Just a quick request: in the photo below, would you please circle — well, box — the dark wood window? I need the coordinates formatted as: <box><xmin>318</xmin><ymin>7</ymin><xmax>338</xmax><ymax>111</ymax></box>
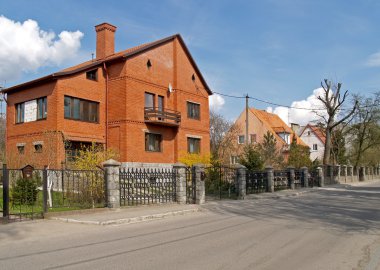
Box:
<box><xmin>145</xmin><ymin>92</ymin><xmax>155</xmax><ymax>108</ymax></box>
<box><xmin>250</xmin><ymin>134</ymin><xmax>257</xmax><ymax>143</ymax></box>
<box><xmin>34</xmin><ymin>144</ymin><xmax>43</xmax><ymax>153</ymax></box>
<box><xmin>37</xmin><ymin>97</ymin><xmax>47</xmax><ymax>120</ymax></box>
<box><xmin>187</xmin><ymin>137</ymin><xmax>200</xmax><ymax>154</ymax></box>
<box><xmin>158</xmin><ymin>95</ymin><xmax>164</xmax><ymax>111</ymax></box>
<box><xmin>15</xmin><ymin>96</ymin><xmax>47</xmax><ymax>123</ymax></box>
<box><xmin>64</xmin><ymin>96</ymin><xmax>99</xmax><ymax>123</ymax></box>
<box><xmin>17</xmin><ymin>145</ymin><xmax>25</xmax><ymax>154</ymax></box>
<box><xmin>145</xmin><ymin>133</ymin><xmax>162</xmax><ymax>152</ymax></box>
<box><xmin>16</xmin><ymin>103</ymin><xmax>24</xmax><ymax>123</ymax></box>
<box><xmin>86</xmin><ymin>70</ymin><xmax>98</xmax><ymax>81</ymax></box>
<box><xmin>187</xmin><ymin>102</ymin><xmax>200</xmax><ymax>120</ymax></box>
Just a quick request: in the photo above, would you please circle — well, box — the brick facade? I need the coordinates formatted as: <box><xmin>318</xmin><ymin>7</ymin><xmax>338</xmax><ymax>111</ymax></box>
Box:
<box><xmin>4</xmin><ymin>23</ymin><xmax>211</xmax><ymax>168</ymax></box>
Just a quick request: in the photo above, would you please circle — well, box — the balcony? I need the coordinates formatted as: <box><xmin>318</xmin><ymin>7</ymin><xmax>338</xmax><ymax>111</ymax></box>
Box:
<box><xmin>144</xmin><ymin>107</ymin><xmax>181</xmax><ymax>127</ymax></box>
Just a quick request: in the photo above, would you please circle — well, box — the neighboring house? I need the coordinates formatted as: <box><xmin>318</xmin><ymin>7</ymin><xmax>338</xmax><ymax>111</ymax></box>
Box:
<box><xmin>230</xmin><ymin>108</ymin><xmax>308</xmax><ymax>163</ymax></box>
<box><xmin>3</xmin><ymin>22</ymin><xmax>211</xmax><ymax>168</ymax></box>
<box><xmin>299</xmin><ymin>124</ymin><xmax>326</xmax><ymax>162</ymax></box>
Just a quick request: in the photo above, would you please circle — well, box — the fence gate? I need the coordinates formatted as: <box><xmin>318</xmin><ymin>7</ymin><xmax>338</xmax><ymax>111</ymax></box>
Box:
<box><xmin>246</xmin><ymin>170</ymin><xmax>268</xmax><ymax>194</ymax></box>
<box><xmin>185</xmin><ymin>167</ymin><xmax>196</xmax><ymax>204</ymax></box>
<box><xmin>273</xmin><ymin>170</ymin><xmax>290</xmax><ymax>191</ymax></box>
<box><xmin>308</xmin><ymin>170</ymin><xmax>319</xmax><ymax>187</ymax></box>
<box><xmin>204</xmin><ymin>165</ymin><xmax>237</xmax><ymax>200</ymax></box>
<box><xmin>119</xmin><ymin>167</ymin><xmax>176</xmax><ymax>206</ymax></box>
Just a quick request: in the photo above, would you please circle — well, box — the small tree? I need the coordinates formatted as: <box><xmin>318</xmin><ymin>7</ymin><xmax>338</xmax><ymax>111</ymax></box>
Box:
<box><xmin>257</xmin><ymin>131</ymin><xmax>284</xmax><ymax>169</ymax></box>
<box><xmin>239</xmin><ymin>144</ymin><xmax>264</xmax><ymax>170</ymax></box>
<box><xmin>178</xmin><ymin>151</ymin><xmax>211</xmax><ymax>167</ymax></box>
<box><xmin>287</xmin><ymin>140</ymin><xmax>312</xmax><ymax>168</ymax></box>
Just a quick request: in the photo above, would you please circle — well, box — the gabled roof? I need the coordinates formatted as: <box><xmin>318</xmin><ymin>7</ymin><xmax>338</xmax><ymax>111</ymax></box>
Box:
<box><xmin>2</xmin><ymin>34</ymin><xmax>212</xmax><ymax>95</ymax></box>
<box><xmin>249</xmin><ymin>108</ymin><xmax>308</xmax><ymax>147</ymax></box>
<box><xmin>300</xmin><ymin>124</ymin><xmax>326</xmax><ymax>144</ymax></box>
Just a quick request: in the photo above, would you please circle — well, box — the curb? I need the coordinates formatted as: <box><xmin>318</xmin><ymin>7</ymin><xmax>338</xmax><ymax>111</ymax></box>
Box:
<box><xmin>50</xmin><ymin>207</ymin><xmax>201</xmax><ymax>226</ymax></box>
<box><xmin>246</xmin><ymin>188</ymin><xmax>319</xmax><ymax>200</ymax></box>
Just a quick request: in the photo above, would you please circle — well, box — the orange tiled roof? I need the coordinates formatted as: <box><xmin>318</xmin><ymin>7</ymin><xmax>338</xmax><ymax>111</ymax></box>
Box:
<box><xmin>250</xmin><ymin>108</ymin><xmax>308</xmax><ymax>147</ymax></box>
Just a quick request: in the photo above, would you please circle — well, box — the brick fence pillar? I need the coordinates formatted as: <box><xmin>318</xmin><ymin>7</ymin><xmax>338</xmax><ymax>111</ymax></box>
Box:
<box><xmin>301</xmin><ymin>167</ymin><xmax>309</xmax><ymax>188</ymax></box>
<box><xmin>103</xmin><ymin>159</ymin><xmax>121</xmax><ymax>208</ymax></box>
<box><xmin>235</xmin><ymin>164</ymin><xmax>247</xmax><ymax>200</ymax></box>
<box><xmin>317</xmin><ymin>167</ymin><xmax>324</xmax><ymax>187</ymax></box>
<box><xmin>266</xmin><ymin>166</ymin><xmax>274</xmax><ymax>192</ymax></box>
<box><xmin>193</xmin><ymin>164</ymin><xmax>205</xmax><ymax>204</ymax></box>
<box><xmin>173</xmin><ymin>162</ymin><xmax>187</xmax><ymax>204</ymax></box>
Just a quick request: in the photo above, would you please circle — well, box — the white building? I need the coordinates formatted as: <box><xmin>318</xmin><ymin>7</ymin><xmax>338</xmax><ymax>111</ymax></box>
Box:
<box><xmin>299</xmin><ymin>124</ymin><xmax>325</xmax><ymax>162</ymax></box>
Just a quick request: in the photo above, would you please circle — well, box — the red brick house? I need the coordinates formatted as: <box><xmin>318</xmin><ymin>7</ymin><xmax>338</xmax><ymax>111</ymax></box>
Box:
<box><xmin>3</xmin><ymin>23</ymin><xmax>212</xmax><ymax>168</ymax></box>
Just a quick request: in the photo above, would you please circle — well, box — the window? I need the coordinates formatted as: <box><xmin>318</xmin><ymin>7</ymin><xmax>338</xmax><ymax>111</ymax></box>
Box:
<box><xmin>86</xmin><ymin>70</ymin><xmax>98</xmax><ymax>81</ymax></box>
<box><xmin>238</xmin><ymin>135</ymin><xmax>245</xmax><ymax>144</ymax></box>
<box><xmin>250</xmin><ymin>134</ymin><xmax>257</xmax><ymax>143</ymax></box>
<box><xmin>17</xmin><ymin>145</ymin><xmax>25</xmax><ymax>154</ymax></box>
<box><xmin>230</xmin><ymin>156</ymin><xmax>239</xmax><ymax>164</ymax></box>
<box><xmin>37</xmin><ymin>97</ymin><xmax>47</xmax><ymax>120</ymax></box>
<box><xmin>313</xmin><ymin>144</ymin><xmax>318</xmax><ymax>151</ymax></box>
<box><xmin>187</xmin><ymin>102</ymin><xmax>200</xmax><ymax>120</ymax></box>
<box><xmin>34</xmin><ymin>144</ymin><xmax>43</xmax><ymax>153</ymax></box>
<box><xmin>145</xmin><ymin>133</ymin><xmax>162</xmax><ymax>152</ymax></box>
<box><xmin>278</xmin><ymin>132</ymin><xmax>290</xmax><ymax>145</ymax></box>
<box><xmin>15</xmin><ymin>97</ymin><xmax>47</xmax><ymax>123</ymax></box>
<box><xmin>158</xmin><ymin>96</ymin><xmax>164</xmax><ymax>111</ymax></box>
<box><xmin>187</xmin><ymin>137</ymin><xmax>200</xmax><ymax>154</ymax></box>
<box><xmin>307</xmin><ymin>131</ymin><xmax>311</xmax><ymax>136</ymax></box>
<box><xmin>64</xmin><ymin>96</ymin><xmax>99</xmax><ymax>123</ymax></box>
<box><xmin>145</xmin><ymin>92</ymin><xmax>155</xmax><ymax>108</ymax></box>
<box><xmin>16</xmin><ymin>103</ymin><xmax>25</xmax><ymax>123</ymax></box>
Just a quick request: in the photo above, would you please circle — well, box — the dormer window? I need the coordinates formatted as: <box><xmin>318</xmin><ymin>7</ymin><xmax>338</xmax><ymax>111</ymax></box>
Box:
<box><xmin>277</xmin><ymin>132</ymin><xmax>290</xmax><ymax>145</ymax></box>
<box><xmin>86</xmin><ymin>70</ymin><xmax>98</xmax><ymax>81</ymax></box>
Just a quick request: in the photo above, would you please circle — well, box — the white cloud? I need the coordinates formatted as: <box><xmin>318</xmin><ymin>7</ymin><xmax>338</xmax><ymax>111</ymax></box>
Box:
<box><xmin>366</xmin><ymin>51</ymin><xmax>380</xmax><ymax>67</ymax></box>
<box><xmin>209</xmin><ymin>93</ymin><xmax>225</xmax><ymax>111</ymax></box>
<box><xmin>0</xmin><ymin>16</ymin><xmax>83</xmax><ymax>81</ymax></box>
<box><xmin>267</xmin><ymin>88</ymin><xmax>327</xmax><ymax>126</ymax></box>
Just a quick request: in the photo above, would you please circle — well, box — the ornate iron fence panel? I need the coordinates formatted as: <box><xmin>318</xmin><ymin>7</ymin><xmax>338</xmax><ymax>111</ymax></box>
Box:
<box><xmin>46</xmin><ymin>169</ymin><xmax>105</xmax><ymax>210</ymax></box>
<box><xmin>273</xmin><ymin>170</ymin><xmax>290</xmax><ymax>191</ymax></box>
<box><xmin>119</xmin><ymin>167</ymin><xmax>176</xmax><ymax>206</ymax></box>
<box><xmin>246</xmin><ymin>170</ymin><xmax>268</xmax><ymax>194</ymax></box>
<box><xmin>204</xmin><ymin>166</ymin><xmax>237</xmax><ymax>200</ymax></box>
<box><xmin>185</xmin><ymin>167</ymin><xmax>196</xmax><ymax>204</ymax></box>
<box><xmin>294</xmin><ymin>170</ymin><xmax>303</xmax><ymax>188</ymax></box>
<box><xmin>308</xmin><ymin>170</ymin><xmax>319</xmax><ymax>187</ymax></box>
<box><xmin>6</xmin><ymin>169</ymin><xmax>44</xmax><ymax>221</ymax></box>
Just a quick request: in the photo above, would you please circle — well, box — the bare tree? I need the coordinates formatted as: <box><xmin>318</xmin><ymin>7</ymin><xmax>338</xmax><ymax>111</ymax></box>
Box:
<box><xmin>348</xmin><ymin>92</ymin><xmax>380</xmax><ymax>166</ymax></box>
<box><xmin>209</xmin><ymin>111</ymin><xmax>242</xmax><ymax>164</ymax></box>
<box><xmin>317</xmin><ymin>80</ymin><xmax>358</xmax><ymax>165</ymax></box>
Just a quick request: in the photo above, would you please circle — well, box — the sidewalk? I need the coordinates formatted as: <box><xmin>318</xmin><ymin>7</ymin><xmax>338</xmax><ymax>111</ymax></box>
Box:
<box><xmin>48</xmin><ymin>204</ymin><xmax>201</xmax><ymax>226</ymax></box>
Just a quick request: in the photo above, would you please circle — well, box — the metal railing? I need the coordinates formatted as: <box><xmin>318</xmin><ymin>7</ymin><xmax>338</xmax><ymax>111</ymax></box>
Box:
<box><xmin>119</xmin><ymin>167</ymin><xmax>177</xmax><ymax>206</ymax></box>
<box><xmin>246</xmin><ymin>170</ymin><xmax>268</xmax><ymax>194</ymax></box>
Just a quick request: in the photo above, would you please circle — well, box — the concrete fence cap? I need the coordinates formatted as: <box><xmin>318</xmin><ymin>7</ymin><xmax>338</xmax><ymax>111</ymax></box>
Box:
<box><xmin>102</xmin><ymin>159</ymin><xmax>121</xmax><ymax>167</ymax></box>
<box><xmin>173</xmin><ymin>162</ymin><xmax>187</xmax><ymax>168</ymax></box>
<box><xmin>233</xmin><ymin>163</ymin><xmax>246</xmax><ymax>169</ymax></box>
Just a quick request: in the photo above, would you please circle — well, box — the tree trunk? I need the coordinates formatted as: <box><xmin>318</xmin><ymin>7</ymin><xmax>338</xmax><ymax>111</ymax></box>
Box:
<box><xmin>323</xmin><ymin>128</ymin><xmax>332</xmax><ymax>165</ymax></box>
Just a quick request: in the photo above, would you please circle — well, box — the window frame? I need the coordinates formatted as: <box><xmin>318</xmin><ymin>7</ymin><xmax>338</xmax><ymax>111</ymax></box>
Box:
<box><xmin>238</xmin><ymin>135</ymin><xmax>245</xmax><ymax>144</ymax></box>
<box><xmin>17</xmin><ymin>145</ymin><xmax>25</xmax><ymax>154</ymax></box>
<box><xmin>313</xmin><ymin>144</ymin><xmax>318</xmax><ymax>151</ymax></box>
<box><xmin>187</xmin><ymin>137</ymin><xmax>201</xmax><ymax>154</ymax></box>
<box><xmin>86</xmin><ymin>69</ymin><xmax>98</xmax><ymax>81</ymax></box>
<box><xmin>187</xmin><ymin>101</ymin><xmax>200</xmax><ymax>120</ymax></box>
<box><xmin>64</xmin><ymin>96</ymin><xmax>99</xmax><ymax>123</ymax></box>
<box><xmin>15</xmin><ymin>96</ymin><xmax>47</xmax><ymax>124</ymax></box>
<box><xmin>144</xmin><ymin>92</ymin><xmax>155</xmax><ymax>109</ymax></box>
<box><xmin>34</xmin><ymin>144</ymin><xmax>43</xmax><ymax>153</ymax></box>
<box><xmin>145</xmin><ymin>132</ymin><xmax>162</xmax><ymax>152</ymax></box>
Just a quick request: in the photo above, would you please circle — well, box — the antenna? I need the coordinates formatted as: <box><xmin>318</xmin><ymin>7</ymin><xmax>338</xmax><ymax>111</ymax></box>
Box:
<box><xmin>91</xmin><ymin>53</ymin><xmax>94</xmax><ymax>61</ymax></box>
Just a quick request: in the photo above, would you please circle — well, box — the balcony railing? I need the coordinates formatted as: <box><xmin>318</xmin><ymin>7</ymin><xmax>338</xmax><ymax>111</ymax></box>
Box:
<box><xmin>144</xmin><ymin>107</ymin><xmax>181</xmax><ymax>127</ymax></box>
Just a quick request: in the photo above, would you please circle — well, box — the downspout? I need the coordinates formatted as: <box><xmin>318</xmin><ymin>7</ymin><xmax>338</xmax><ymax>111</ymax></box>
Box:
<box><xmin>103</xmin><ymin>62</ymin><xmax>109</xmax><ymax>150</ymax></box>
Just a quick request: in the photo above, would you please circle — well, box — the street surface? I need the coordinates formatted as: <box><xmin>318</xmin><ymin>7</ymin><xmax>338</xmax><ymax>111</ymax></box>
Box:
<box><xmin>0</xmin><ymin>181</ymin><xmax>379</xmax><ymax>270</ymax></box>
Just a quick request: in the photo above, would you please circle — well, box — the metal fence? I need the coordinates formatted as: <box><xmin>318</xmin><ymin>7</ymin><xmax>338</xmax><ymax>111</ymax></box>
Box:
<box><xmin>308</xmin><ymin>170</ymin><xmax>319</xmax><ymax>187</ymax></box>
<box><xmin>185</xmin><ymin>167</ymin><xmax>196</xmax><ymax>204</ymax></box>
<box><xmin>294</xmin><ymin>170</ymin><xmax>303</xmax><ymax>189</ymax></box>
<box><xmin>273</xmin><ymin>170</ymin><xmax>290</xmax><ymax>191</ymax></box>
<box><xmin>2</xmin><ymin>166</ymin><xmax>105</xmax><ymax>221</ymax></box>
<box><xmin>119</xmin><ymin>167</ymin><xmax>177</xmax><ymax>206</ymax></box>
<box><xmin>204</xmin><ymin>166</ymin><xmax>237</xmax><ymax>200</ymax></box>
<box><xmin>246</xmin><ymin>171</ymin><xmax>267</xmax><ymax>194</ymax></box>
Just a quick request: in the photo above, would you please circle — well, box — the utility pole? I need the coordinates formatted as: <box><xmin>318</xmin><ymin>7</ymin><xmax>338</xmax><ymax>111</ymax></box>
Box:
<box><xmin>245</xmin><ymin>94</ymin><xmax>249</xmax><ymax>145</ymax></box>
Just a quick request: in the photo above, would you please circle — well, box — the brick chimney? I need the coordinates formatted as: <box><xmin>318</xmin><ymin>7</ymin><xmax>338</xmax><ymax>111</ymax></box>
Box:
<box><xmin>95</xmin><ymin>22</ymin><xmax>117</xmax><ymax>59</ymax></box>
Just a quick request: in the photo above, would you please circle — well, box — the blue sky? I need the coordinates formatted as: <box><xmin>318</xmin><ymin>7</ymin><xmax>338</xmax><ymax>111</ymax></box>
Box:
<box><xmin>1</xmin><ymin>0</ymin><xmax>380</xmax><ymax>123</ymax></box>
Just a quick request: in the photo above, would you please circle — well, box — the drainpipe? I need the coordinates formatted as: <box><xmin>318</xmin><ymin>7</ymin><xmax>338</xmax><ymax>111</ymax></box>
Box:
<box><xmin>103</xmin><ymin>62</ymin><xmax>109</xmax><ymax>150</ymax></box>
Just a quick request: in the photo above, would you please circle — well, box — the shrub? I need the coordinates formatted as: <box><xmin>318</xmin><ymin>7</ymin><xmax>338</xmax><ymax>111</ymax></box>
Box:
<box><xmin>12</xmin><ymin>177</ymin><xmax>39</xmax><ymax>205</ymax></box>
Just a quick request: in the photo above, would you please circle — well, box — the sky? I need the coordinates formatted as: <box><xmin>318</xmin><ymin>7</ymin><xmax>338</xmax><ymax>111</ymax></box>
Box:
<box><xmin>1</xmin><ymin>0</ymin><xmax>380</xmax><ymax>124</ymax></box>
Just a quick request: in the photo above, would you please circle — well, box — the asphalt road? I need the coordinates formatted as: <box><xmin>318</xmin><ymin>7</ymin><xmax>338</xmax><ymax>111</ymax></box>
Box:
<box><xmin>1</xmin><ymin>181</ymin><xmax>380</xmax><ymax>270</ymax></box>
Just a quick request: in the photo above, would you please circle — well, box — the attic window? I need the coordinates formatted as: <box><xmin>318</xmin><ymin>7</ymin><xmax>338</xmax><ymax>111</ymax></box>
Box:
<box><xmin>191</xmin><ymin>74</ymin><xmax>195</xmax><ymax>81</ymax></box>
<box><xmin>86</xmin><ymin>70</ymin><xmax>98</xmax><ymax>81</ymax></box>
<box><xmin>147</xmin><ymin>59</ymin><xmax>152</xmax><ymax>69</ymax></box>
